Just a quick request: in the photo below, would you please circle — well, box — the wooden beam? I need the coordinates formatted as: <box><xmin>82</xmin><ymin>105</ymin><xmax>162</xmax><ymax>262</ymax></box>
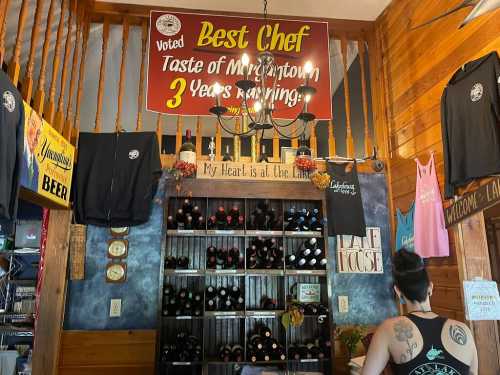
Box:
<box><xmin>46</xmin><ymin>0</ymin><xmax>68</xmax><ymax>125</ymax></box>
<box><xmin>8</xmin><ymin>0</ymin><xmax>29</xmax><ymax>85</ymax></box>
<box><xmin>95</xmin><ymin>18</ymin><xmax>109</xmax><ymax>133</ymax></box>
<box><xmin>34</xmin><ymin>0</ymin><xmax>57</xmax><ymax>114</ymax></box>
<box><xmin>0</xmin><ymin>0</ymin><xmax>10</xmax><ymax>66</ymax></box>
<box><xmin>328</xmin><ymin>119</ymin><xmax>336</xmax><ymax>157</ymax></box>
<box><xmin>358</xmin><ymin>39</ymin><xmax>373</xmax><ymax>158</ymax></box>
<box><xmin>156</xmin><ymin>113</ymin><xmax>163</xmax><ymax>153</ymax></box>
<box><xmin>64</xmin><ymin>3</ymin><xmax>83</xmax><ymax>141</ymax></box>
<box><xmin>22</xmin><ymin>0</ymin><xmax>45</xmax><ymax>102</ymax></box>
<box><xmin>455</xmin><ymin>213</ymin><xmax>500</xmax><ymax>374</ymax></box>
<box><xmin>175</xmin><ymin>115</ymin><xmax>183</xmax><ymax>155</ymax></box>
<box><xmin>136</xmin><ymin>19</ymin><xmax>148</xmax><ymax>131</ymax></box>
<box><xmin>32</xmin><ymin>209</ymin><xmax>72</xmax><ymax>375</ymax></box>
<box><xmin>272</xmin><ymin>127</ymin><xmax>280</xmax><ymax>162</ymax></box>
<box><xmin>341</xmin><ymin>37</ymin><xmax>354</xmax><ymax>158</ymax></box>
<box><xmin>115</xmin><ymin>17</ymin><xmax>129</xmax><ymax>132</ymax></box>
<box><xmin>195</xmin><ymin>116</ymin><xmax>202</xmax><ymax>158</ymax></box>
<box><xmin>310</xmin><ymin>121</ymin><xmax>318</xmax><ymax>158</ymax></box>
<box><xmin>55</xmin><ymin>0</ymin><xmax>77</xmax><ymax>134</ymax></box>
<box><xmin>73</xmin><ymin>18</ymin><xmax>90</xmax><ymax>146</ymax></box>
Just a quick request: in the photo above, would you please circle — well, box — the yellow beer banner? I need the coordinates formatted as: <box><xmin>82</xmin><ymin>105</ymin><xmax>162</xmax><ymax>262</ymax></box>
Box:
<box><xmin>20</xmin><ymin>102</ymin><xmax>74</xmax><ymax>207</ymax></box>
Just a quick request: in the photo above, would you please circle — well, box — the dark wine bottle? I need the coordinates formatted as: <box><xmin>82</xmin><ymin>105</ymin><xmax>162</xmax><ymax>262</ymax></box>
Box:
<box><xmin>238</xmin><ymin>215</ymin><xmax>245</xmax><ymax>229</ymax></box>
<box><xmin>298</xmin><ymin>216</ymin><xmax>310</xmax><ymax>231</ymax></box>
<box><xmin>219</xmin><ymin>345</ymin><xmax>232</xmax><ymax>362</ymax></box>
<box><xmin>265</xmin><ymin>337</ymin><xmax>278</xmax><ymax>350</ymax></box>
<box><xmin>247</xmin><ymin>214</ymin><xmax>256</xmax><ymax>230</ymax></box>
<box><xmin>167</xmin><ymin>216</ymin><xmax>177</xmax><ymax>229</ymax></box>
<box><xmin>177</xmin><ymin>256</ymin><xmax>189</xmax><ymax>269</ymax></box>
<box><xmin>288</xmin><ymin>345</ymin><xmax>301</xmax><ymax>360</ymax></box>
<box><xmin>176</xmin><ymin>208</ymin><xmax>185</xmax><ymax>224</ymax></box>
<box><xmin>182</xmin><ymin>199</ymin><xmax>193</xmax><ymax>214</ymax></box>
<box><xmin>191</xmin><ymin>205</ymin><xmax>201</xmax><ymax>220</ymax></box>
<box><xmin>234</xmin><ymin>296</ymin><xmax>245</xmax><ymax>310</ymax></box>
<box><xmin>250</xmin><ymin>335</ymin><xmax>264</xmax><ymax>350</ymax></box>
<box><xmin>284</xmin><ymin>207</ymin><xmax>297</xmax><ymax>222</ymax></box>
<box><xmin>305</xmin><ymin>304</ymin><xmax>319</xmax><ymax>315</ymax></box>
<box><xmin>310</xmin><ymin>217</ymin><xmax>323</xmax><ymax>231</ymax></box>
<box><xmin>178</xmin><ymin>288</ymin><xmax>189</xmax><ymax>300</ymax></box>
<box><xmin>179</xmin><ymin>130</ymin><xmax>196</xmax><ymax>163</ymax></box>
<box><xmin>222</xmin><ymin>145</ymin><xmax>233</xmax><ymax>162</ymax></box>
<box><xmin>298</xmin><ymin>345</ymin><xmax>310</xmax><ymax>359</ymax></box>
<box><xmin>275</xmin><ymin>344</ymin><xmax>287</xmax><ymax>361</ymax></box>
<box><xmin>296</xmin><ymin>258</ymin><xmax>307</xmax><ymax>269</ymax></box>
<box><xmin>318</xmin><ymin>257</ymin><xmax>327</xmax><ymax>269</ymax></box>
<box><xmin>218</xmin><ymin>287</ymin><xmax>228</xmax><ymax>299</ymax></box>
<box><xmin>247</xmin><ymin>256</ymin><xmax>258</xmax><ymax>269</ymax></box>
<box><xmin>229</xmin><ymin>205</ymin><xmax>240</xmax><ymax>220</ymax></box>
<box><xmin>232</xmin><ymin>345</ymin><xmax>244</xmax><ymax>362</ymax></box>
<box><xmin>221</xmin><ymin>297</ymin><xmax>233</xmax><ymax>311</ymax></box>
<box><xmin>248</xmin><ymin>349</ymin><xmax>258</xmax><ymax>363</ymax></box>
<box><xmin>261</xmin><ymin>297</ymin><xmax>277</xmax><ymax>310</ymax></box>
<box><xmin>192</xmin><ymin>292</ymin><xmax>203</xmax><ymax>304</ymax></box>
<box><xmin>193</xmin><ymin>306</ymin><xmax>203</xmax><ymax>317</ymax></box>
<box><xmin>195</xmin><ymin>215</ymin><xmax>205</xmax><ymax>230</ymax></box>
<box><xmin>183</xmin><ymin>300</ymin><xmax>193</xmax><ymax>315</ymax></box>
<box><xmin>286</xmin><ymin>254</ymin><xmax>297</xmax><ymax>268</ymax></box>
<box><xmin>306</xmin><ymin>341</ymin><xmax>321</xmax><ymax>359</ymax></box>
<box><xmin>258</xmin><ymin>144</ymin><xmax>269</xmax><ymax>163</ymax></box>
<box><xmin>229</xmin><ymin>285</ymin><xmax>241</xmax><ymax>299</ymax></box>
<box><xmin>206</xmin><ymin>286</ymin><xmax>217</xmax><ymax>299</ymax></box>
<box><xmin>285</xmin><ymin>218</ymin><xmax>299</xmax><ymax>231</ymax></box>
<box><xmin>184</xmin><ymin>215</ymin><xmax>193</xmax><ymax>230</ymax></box>
<box><xmin>165</xmin><ymin>256</ymin><xmax>177</xmax><ymax>269</ymax></box>
<box><xmin>307</xmin><ymin>258</ymin><xmax>317</xmax><ymax>269</ymax></box>
<box><xmin>303</xmin><ymin>237</ymin><xmax>317</xmax><ymax>249</ymax></box>
<box><xmin>264</xmin><ymin>238</ymin><xmax>277</xmax><ymax>248</ymax></box>
<box><xmin>215</xmin><ymin>206</ymin><xmax>226</xmax><ymax>223</ymax></box>
<box><xmin>216</xmin><ymin>248</ymin><xmax>227</xmax><ymax>268</ymax></box>
<box><xmin>247</xmin><ymin>245</ymin><xmax>258</xmax><ymax>257</ymax></box>
<box><xmin>226</xmin><ymin>215</ymin><xmax>233</xmax><ymax>229</ymax></box>
<box><xmin>208</xmin><ymin>215</ymin><xmax>217</xmax><ymax>229</ymax></box>
<box><xmin>164</xmin><ymin>284</ymin><xmax>174</xmax><ymax>297</ymax></box>
<box><xmin>206</xmin><ymin>298</ymin><xmax>216</xmax><ymax>311</ymax></box>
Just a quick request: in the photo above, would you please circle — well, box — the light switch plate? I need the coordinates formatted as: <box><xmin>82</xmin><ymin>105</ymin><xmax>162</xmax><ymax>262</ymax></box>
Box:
<box><xmin>338</xmin><ymin>296</ymin><xmax>349</xmax><ymax>313</ymax></box>
<box><xmin>110</xmin><ymin>299</ymin><xmax>122</xmax><ymax>317</ymax></box>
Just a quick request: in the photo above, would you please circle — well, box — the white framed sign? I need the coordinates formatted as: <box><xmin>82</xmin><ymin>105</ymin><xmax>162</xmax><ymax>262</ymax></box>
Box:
<box><xmin>337</xmin><ymin>227</ymin><xmax>383</xmax><ymax>274</ymax></box>
<box><xmin>463</xmin><ymin>279</ymin><xmax>500</xmax><ymax>321</ymax></box>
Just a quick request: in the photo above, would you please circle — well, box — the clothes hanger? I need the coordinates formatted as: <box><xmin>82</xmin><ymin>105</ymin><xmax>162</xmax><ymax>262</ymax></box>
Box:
<box><xmin>411</xmin><ymin>0</ymin><xmax>477</xmax><ymax>30</ymax></box>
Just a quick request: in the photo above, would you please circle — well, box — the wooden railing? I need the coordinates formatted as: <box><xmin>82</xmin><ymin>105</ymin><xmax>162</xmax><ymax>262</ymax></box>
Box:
<box><xmin>0</xmin><ymin>2</ymin><xmax>377</xmax><ymax>169</ymax></box>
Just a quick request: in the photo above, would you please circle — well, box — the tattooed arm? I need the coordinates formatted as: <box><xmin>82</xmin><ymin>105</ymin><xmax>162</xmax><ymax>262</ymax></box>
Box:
<box><xmin>361</xmin><ymin>321</ymin><xmax>391</xmax><ymax>375</ymax></box>
<box><xmin>447</xmin><ymin>321</ymin><xmax>477</xmax><ymax>374</ymax></box>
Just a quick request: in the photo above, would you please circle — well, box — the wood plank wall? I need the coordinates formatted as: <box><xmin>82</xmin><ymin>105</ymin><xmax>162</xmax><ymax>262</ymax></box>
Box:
<box><xmin>374</xmin><ymin>0</ymin><xmax>500</xmax><ymax>322</ymax></box>
<box><xmin>58</xmin><ymin>330</ymin><xmax>156</xmax><ymax>375</ymax></box>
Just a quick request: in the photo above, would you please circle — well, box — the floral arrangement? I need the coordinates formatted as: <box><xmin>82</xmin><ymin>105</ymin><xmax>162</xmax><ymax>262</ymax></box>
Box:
<box><xmin>170</xmin><ymin>160</ymin><xmax>197</xmax><ymax>179</ymax></box>
<box><xmin>336</xmin><ymin>326</ymin><xmax>365</xmax><ymax>359</ymax></box>
<box><xmin>281</xmin><ymin>300</ymin><xmax>305</xmax><ymax>329</ymax></box>
<box><xmin>310</xmin><ymin>171</ymin><xmax>331</xmax><ymax>190</ymax></box>
<box><xmin>295</xmin><ymin>156</ymin><xmax>316</xmax><ymax>172</ymax></box>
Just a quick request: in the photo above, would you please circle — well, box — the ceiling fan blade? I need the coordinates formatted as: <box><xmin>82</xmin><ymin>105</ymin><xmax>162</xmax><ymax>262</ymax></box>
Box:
<box><xmin>459</xmin><ymin>0</ymin><xmax>500</xmax><ymax>28</ymax></box>
<box><xmin>411</xmin><ymin>0</ymin><xmax>477</xmax><ymax>30</ymax></box>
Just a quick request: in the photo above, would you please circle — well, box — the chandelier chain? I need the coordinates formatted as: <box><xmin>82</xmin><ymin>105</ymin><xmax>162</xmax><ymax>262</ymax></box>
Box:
<box><xmin>264</xmin><ymin>0</ymin><xmax>268</xmax><ymax>22</ymax></box>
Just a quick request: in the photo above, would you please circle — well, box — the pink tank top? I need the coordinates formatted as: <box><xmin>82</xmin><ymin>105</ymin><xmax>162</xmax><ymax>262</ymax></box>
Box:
<box><xmin>414</xmin><ymin>154</ymin><xmax>449</xmax><ymax>258</ymax></box>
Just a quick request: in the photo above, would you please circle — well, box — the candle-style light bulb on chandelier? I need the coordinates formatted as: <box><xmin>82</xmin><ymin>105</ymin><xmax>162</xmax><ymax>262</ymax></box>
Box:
<box><xmin>209</xmin><ymin>0</ymin><xmax>317</xmax><ymax>140</ymax></box>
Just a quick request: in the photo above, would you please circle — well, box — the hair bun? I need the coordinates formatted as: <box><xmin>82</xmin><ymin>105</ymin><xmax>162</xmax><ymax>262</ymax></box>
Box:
<box><xmin>393</xmin><ymin>248</ymin><xmax>424</xmax><ymax>275</ymax></box>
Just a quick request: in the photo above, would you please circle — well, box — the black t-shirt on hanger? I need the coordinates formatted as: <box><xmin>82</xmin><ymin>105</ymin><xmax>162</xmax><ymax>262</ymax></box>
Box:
<box><xmin>441</xmin><ymin>51</ymin><xmax>500</xmax><ymax>198</ymax></box>
<box><xmin>326</xmin><ymin>161</ymin><xmax>366</xmax><ymax>237</ymax></box>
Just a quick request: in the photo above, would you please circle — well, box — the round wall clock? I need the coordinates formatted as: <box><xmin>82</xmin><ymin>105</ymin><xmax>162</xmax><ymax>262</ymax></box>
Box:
<box><xmin>106</xmin><ymin>262</ymin><xmax>127</xmax><ymax>283</ymax></box>
<box><xmin>107</xmin><ymin>239</ymin><xmax>128</xmax><ymax>259</ymax></box>
<box><xmin>110</xmin><ymin>227</ymin><xmax>129</xmax><ymax>237</ymax></box>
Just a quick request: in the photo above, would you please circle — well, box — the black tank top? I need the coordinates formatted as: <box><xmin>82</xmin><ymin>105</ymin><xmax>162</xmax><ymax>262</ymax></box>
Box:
<box><xmin>391</xmin><ymin>314</ymin><xmax>470</xmax><ymax>375</ymax></box>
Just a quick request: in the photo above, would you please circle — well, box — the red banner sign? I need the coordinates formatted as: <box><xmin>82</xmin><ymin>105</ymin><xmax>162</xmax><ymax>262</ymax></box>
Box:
<box><xmin>147</xmin><ymin>11</ymin><xmax>332</xmax><ymax>120</ymax></box>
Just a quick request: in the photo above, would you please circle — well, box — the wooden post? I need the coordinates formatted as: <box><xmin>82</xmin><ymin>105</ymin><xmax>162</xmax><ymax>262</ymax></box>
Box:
<box><xmin>45</xmin><ymin>0</ymin><xmax>67</xmax><ymax>124</ymax></box>
<box><xmin>115</xmin><ymin>17</ymin><xmax>129</xmax><ymax>132</ymax></box>
<box><xmin>455</xmin><ymin>213</ymin><xmax>500</xmax><ymax>374</ymax></box>
<box><xmin>195</xmin><ymin>116</ymin><xmax>202</xmax><ymax>158</ymax></box>
<box><xmin>272</xmin><ymin>127</ymin><xmax>280</xmax><ymax>162</ymax></box>
<box><xmin>291</xmin><ymin>124</ymin><xmax>299</xmax><ymax>148</ymax></box>
<box><xmin>0</xmin><ymin>0</ymin><xmax>10</xmax><ymax>66</ymax></box>
<box><xmin>34</xmin><ymin>0</ymin><xmax>56</xmax><ymax>114</ymax></box>
<box><xmin>22</xmin><ymin>0</ymin><xmax>45</xmax><ymax>102</ymax></box>
<box><xmin>328</xmin><ymin>119</ymin><xmax>336</xmax><ymax>157</ymax></box>
<box><xmin>310</xmin><ymin>121</ymin><xmax>318</xmax><ymax>158</ymax></box>
<box><xmin>156</xmin><ymin>113</ymin><xmax>163</xmax><ymax>153</ymax></box>
<box><xmin>32</xmin><ymin>209</ymin><xmax>72</xmax><ymax>375</ymax></box>
<box><xmin>136</xmin><ymin>19</ymin><xmax>148</xmax><ymax>132</ymax></box>
<box><xmin>175</xmin><ymin>116</ymin><xmax>183</xmax><ymax>155</ymax></box>
<box><xmin>63</xmin><ymin>4</ymin><xmax>82</xmax><ymax>141</ymax></box>
<box><xmin>358</xmin><ymin>39</ymin><xmax>373</xmax><ymax>157</ymax></box>
<box><xmin>7</xmin><ymin>0</ymin><xmax>29</xmax><ymax>85</ymax></box>
<box><xmin>341</xmin><ymin>37</ymin><xmax>354</xmax><ymax>158</ymax></box>
<box><xmin>95</xmin><ymin>18</ymin><xmax>109</xmax><ymax>133</ymax></box>
<box><xmin>215</xmin><ymin>121</ymin><xmax>222</xmax><ymax>161</ymax></box>
<box><xmin>73</xmin><ymin>19</ymin><xmax>89</xmax><ymax>146</ymax></box>
<box><xmin>234</xmin><ymin>117</ymin><xmax>241</xmax><ymax>162</ymax></box>
<box><xmin>54</xmin><ymin>0</ymin><xmax>76</xmax><ymax>134</ymax></box>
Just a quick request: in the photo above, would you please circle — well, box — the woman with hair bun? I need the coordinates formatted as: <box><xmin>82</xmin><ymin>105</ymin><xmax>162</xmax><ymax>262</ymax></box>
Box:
<box><xmin>362</xmin><ymin>249</ymin><xmax>478</xmax><ymax>375</ymax></box>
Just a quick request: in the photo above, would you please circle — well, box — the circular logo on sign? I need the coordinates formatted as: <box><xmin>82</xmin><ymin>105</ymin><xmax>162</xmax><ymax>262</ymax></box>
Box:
<box><xmin>3</xmin><ymin>91</ymin><xmax>15</xmax><ymax>112</ymax></box>
<box><xmin>129</xmin><ymin>150</ymin><xmax>140</xmax><ymax>160</ymax></box>
<box><xmin>156</xmin><ymin>14</ymin><xmax>182</xmax><ymax>36</ymax></box>
<box><xmin>470</xmin><ymin>82</ymin><xmax>483</xmax><ymax>102</ymax></box>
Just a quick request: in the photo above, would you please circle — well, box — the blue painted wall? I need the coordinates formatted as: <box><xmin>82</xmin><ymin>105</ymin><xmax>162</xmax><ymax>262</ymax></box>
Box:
<box><xmin>64</xmin><ymin>173</ymin><xmax>167</xmax><ymax>330</ymax></box>
<box><xmin>329</xmin><ymin>173</ymin><xmax>398</xmax><ymax>326</ymax></box>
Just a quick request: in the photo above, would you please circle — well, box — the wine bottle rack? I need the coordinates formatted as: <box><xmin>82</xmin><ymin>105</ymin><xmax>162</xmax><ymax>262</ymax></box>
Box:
<box><xmin>157</xmin><ymin>180</ymin><xmax>333</xmax><ymax>375</ymax></box>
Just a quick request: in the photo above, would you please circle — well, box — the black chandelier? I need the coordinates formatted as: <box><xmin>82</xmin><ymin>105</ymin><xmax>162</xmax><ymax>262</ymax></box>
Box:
<box><xmin>209</xmin><ymin>0</ymin><xmax>317</xmax><ymax>141</ymax></box>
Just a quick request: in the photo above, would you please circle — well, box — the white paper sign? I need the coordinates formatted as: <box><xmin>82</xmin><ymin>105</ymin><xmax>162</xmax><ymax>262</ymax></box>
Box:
<box><xmin>463</xmin><ymin>279</ymin><xmax>500</xmax><ymax>321</ymax></box>
<box><xmin>337</xmin><ymin>227</ymin><xmax>383</xmax><ymax>273</ymax></box>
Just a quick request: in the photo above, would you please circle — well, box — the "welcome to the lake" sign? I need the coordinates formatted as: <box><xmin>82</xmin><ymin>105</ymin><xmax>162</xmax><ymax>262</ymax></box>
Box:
<box><xmin>196</xmin><ymin>160</ymin><xmax>310</xmax><ymax>181</ymax></box>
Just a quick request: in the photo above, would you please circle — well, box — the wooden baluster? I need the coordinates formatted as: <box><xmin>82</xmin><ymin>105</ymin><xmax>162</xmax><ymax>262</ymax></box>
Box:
<box><xmin>73</xmin><ymin>18</ymin><xmax>89</xmax><ymax>146</ymax></box>
<box><xmin>358</xmin><ymin>39</ymin><xmax>373</xmax><ymax>158</ymax></box>
<box><xmin>63</xmin><ymin>4</ymin><xmax>82</xmax><ymax>141</ymax></box>
<box><xmin>341</xmin><ymin>37</ymin><xmax>355</xmax><ymax>158</ymax></box>
<box><xmin>328</xmin><ymin>119</ymin><xmax>336</xmax><ymax>157</ymax></box>
<box><xmin>291</xmin><ymin>124</ymin><xmax>299</xmax><ymax>148</ymax></box>
<box><xmin>22</xmin><ymin>0</ymin><xmax>45</xmax><ymax>102</ymax></box>
<box><xmin>175</xmin><ymin>116</ymin><xmax>183</xmax><ymax>155</ymax></box>
<box><xmin>233</xmin><ymin>117</ymin><xmax>241</xmax><ymax>162</ymax></box>
<box><xmin>156</xmin><ymin>113</ymin><xmax>163</xmax><ymax>153</ymax></box>
<box><xmin>45</xmin><ymin>0</ymin><xmax>67</xmax><ymax>124</ymax></box>
<box><xmin>8</xmin><ymin>0</ymin><xmax>29</xmax><ymax>85</ymax></box>
<box><xmin>94</xmin><ymin>18</ymin><xmax>109</xmax><ymax>133</ymax></box>
<box><xmin>195</xmin><ymin>116</ymin><xmax>202</xmax><ymax>158</ymax></box>
<box><xmin>54</xmin><ymin>0</ymin><xmax>76</xmax><ymax>134</ymax></box>
<box><xmin>136</xmin><ymin>19</ymin><xmax>148</xmax><ymax>132</ymax></box>
<box><xmin>34</xmin><ymin>0</ymin><xmax>56</xmax><ymax>114</ymax></box>
<box><xmin>0</xmin><ymin>0</ymin><xmax>10</xmax><ymax>66</ymax></box>
<box><xmin>255</xmin><ymin>131</ymin><xmax>261</xmax><ymax>160</ymax></box>
<box><xmin>273</xmin><ymin>127</ymin><xmax>280</xmax><ymax>162</ymax></box>
<box><xmin>215</xmin><ymin>121</ymin><xmax>222</xmax><ymax>161</ymax></box>
<box><xmin>115</xmin><ymin>17</ymin><xmax>129</xmax><ymax>132</ymax></box>
<box><xmin>309</xmin><ymin>121</ymin><xmax>318</xmax><ymax>158</ymax></box>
